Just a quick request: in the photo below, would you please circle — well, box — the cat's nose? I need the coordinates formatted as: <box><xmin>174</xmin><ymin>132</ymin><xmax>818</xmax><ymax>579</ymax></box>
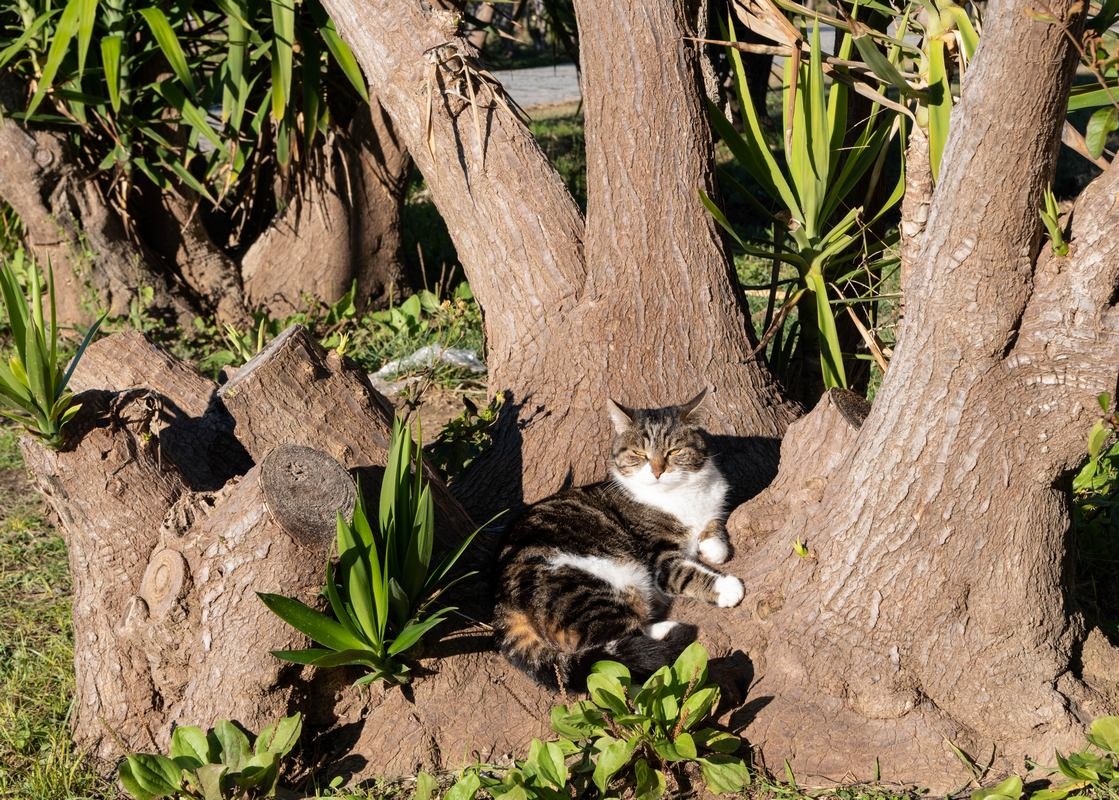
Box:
<box><xmin>650</xmin><ymin>459</ymin><xmax>666</xmax><ymax>478</ymax></box>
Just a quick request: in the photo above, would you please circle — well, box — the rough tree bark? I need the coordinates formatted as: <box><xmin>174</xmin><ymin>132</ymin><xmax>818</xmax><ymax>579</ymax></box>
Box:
<box><xmin>241</xmin><ymin>100</ymin><xmax>411</xmax><ymax>314</ymax></box>
<box><xmin>0</xmin><ymin>84</ymin><xmax>408</xmax><ymax>325</ymax></box>
<box><xmin>711</xmin><ymin>0</ymin><xmax>1119</xmax><ymax>782</ymax></box>
<box><xmin>21</xmin><ymin>328</ymin><xmax>479</xmax><ymax>767</ymax></box>
<box><xmin>24</xmin><ymin>0</ymin><xmax>1119</xmax><ymax>790</ymax></box>
<box><xmin>321</xmin><ymin>0</ymin><xmax>799</xmax><ymax>520</ymax></box>
<box><xmin>0</xmin><ymin>114</ymin><xmax>185</xmax><ymax>325</ymax></box>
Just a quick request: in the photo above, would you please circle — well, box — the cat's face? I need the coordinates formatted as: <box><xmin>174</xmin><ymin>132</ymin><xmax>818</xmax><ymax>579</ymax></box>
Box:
<box><xmin>608</xmin><ymin>390</ymin><xmax>711</xmax><ymax>488</ymax></box>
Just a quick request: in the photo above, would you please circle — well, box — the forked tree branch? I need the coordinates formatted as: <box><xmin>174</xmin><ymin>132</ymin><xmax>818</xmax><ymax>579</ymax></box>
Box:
<box><xmin>904</xmin><ymin>0</ymin><xmax>1084</xmax><ymax>358</ymax></box>
<box><xmin>319</xmin><ymin>0</ymin><xmax>586</xmax><ymax>362</ymax></box>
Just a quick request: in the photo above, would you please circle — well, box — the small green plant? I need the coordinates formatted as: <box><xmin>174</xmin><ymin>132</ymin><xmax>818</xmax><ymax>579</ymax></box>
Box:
<box><xmin>0</xmin><ymin>250</ymin><xmax>102</xmax><ymax>447</ymax></box>
<box><xmin>970</xmin><ymin>717</ymin><xmax>1119</xmax><ymax>800</ymax></box>
<box><xmin>259</xmin><ymin>417</ymin><xmax>479</xmax><ymax>685</ymax></box>
<box><xmin>425</xmin><ymin>394</ymin><xmax>503</xmax><ymax>480</ymax></box>
<box><xmin>118</xmin><ymin>713</ymin><xmax>301</xmax><ymax>800</ymax></box>
<box><xmin>707</xmin><ymin>17</ymin><xmax>903</xmax><ymax>392</ymax></box>
<box><xmin>1039</xmin><ymin>185</ymin><xmax>1069</xmax><ymax>257</ymax></box>
<box><xmin>445</xmin><ymin>643</ymin><xmax>750</xmax><ymax>798</ymax></box>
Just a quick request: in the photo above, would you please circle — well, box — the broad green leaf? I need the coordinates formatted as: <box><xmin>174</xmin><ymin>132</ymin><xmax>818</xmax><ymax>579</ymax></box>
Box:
<box><xmin>211</xmin><ymin>720</ymin><xmax>251</xmax><ymax>771</ymax></box>
<box><xmin>118</xmin><ymin>759</ymin><xmax>158</xmax><ymax>800</ymax></box>
<box><xmin>195</xmin><ymin>763</ymin><xmax>226</xmax><ymax>800</ymax></box>
<box><xmin>634</xmin><ymin>758</ymin><xmax>667</xmax><ymax>800</ymax></box>
<box><xmin>139</xmin><ymin>8</ymin><xmax>195</xmax><ymax>93</ymax></box>
<box><xmin>1088</xmin><ymin>420</ymin><xmax>1110</xmax><ymax>459</ymax></box>
<box><xmin>679</xmin><ymin>686</ymin><xmax>719</xmax><ymax>730</ymax></box>
<box><xmin>233</xmin><ymin>751</ymin><xmax>278</xmax><ymax>790</ymax></box>
<box><xmin>1068</xmin><ymin>85</ymin><xmax>1119</xmax><ymax>112</ymax></box>
<box><xmin>320</xmin><ymin>22</ymin><xmax>369</xmax><ymax>102</ymax></box>
<box><xmin>121</xmin><ymin>754</ymin><xmax>183</xmax><ymax>796</ymax></box>
<box><xmin>698</xmin><ymin>754</ymin><xmax>752</xmax><ymax>794</ymax></box>
<box><xmin>1087</xmin><ymin>715</ymin><xmax>1119</xmax><ymax>753</ymax></box>
<box><xmin>673</xmin><ymin>731</ymin><xmax>698</xmax><ymax>758</ymax></box>
<box><xmin>670</xmin><ymin>641</ymin><xmax>709</xmax><ymax>688</ymax></box>
<box><xmin>550</xmin><ymin>701</ymin><xmax>607</xmax><ymax>739</ymax></box>
<box><xmin>653</xmin><ymin>736</ymin><xmax>694</xmax><ymax>762</ymax></box>
<box><xmin>443</xmin><ymin>770</ymin><xmax>481</xmax><ymax>800</ymax></box>
<box><xmin>324</xmin><ymin>559</ymin><xmax>363</xmax><ymax>641</ymax></box>
<box><xmin>100</xmin><ymin>36</ymin><xmax>122</xmax><ymax>113</ymax></box>
<box><xmin>695</xmin><ymin>728</ymin><xmax>743</xmax><ymax>754</ymax></box>
<box><xmin>587</xmin><ymin>672</ymin><xmax>629</xmax><ymax>715</ymax></box>
<box><xmin>75</xmin><ymin>0</ymin><xmax>98</xmax><ymax>74</ymax></box>
<box><xmin>1085</xmin><ymin>106</ymin><xmax>1118</xmax><ymax>160</ymax></box>
<box><xmin>971</xmin><ymin>775</ymin><xmax>1024</xmax><ymax>800</ymax></box>
<box><xmin>592</xmin><ymin>736</ymin><xmax>634</xmax><ymax>793</ymax></box>
<box><xmin>256</xmin><ymin>592</ymin><xmax>368</xmax><ymax>652</ymax></box>
<box><xmin>255</xmin><ymin>713</ymin><xmax>302</xmax><ymax>757</ymax></box>
<box><xmin>170</xmin><ymin>725</ymin><xmax>213</xmax><ymax>766</ymax></box>
<box><xmin>310</xmin><ymin>648</ymin><xmax>379</xmax><ymax>668</ymax></box>
<box><xmin>387</xmin><ymin>612</ymin><xmax>449</xmax><ymax>655</ymax></box>
<box><xmin>590</xmin><ymin>659</ymin><xmax>631</xmax><ymax>684</ymax></box>
<box><xmin>414</xmin><ymin>771</ymin><xmax>438</xmax><ymax>800</ymax></box>
<box><xmin>22</xmin><ymin>313</ymin><xmax>49</xmax><ymax>414</ymax></box>
<box><xmin>525</xmin><ymin>739</ymin><xmax>567</xmax><ymax>790</ymax></box>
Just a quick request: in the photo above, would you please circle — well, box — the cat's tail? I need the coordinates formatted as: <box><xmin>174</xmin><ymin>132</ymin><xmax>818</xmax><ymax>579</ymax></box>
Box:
<box><xmin>497</xmin><ymin>612</ymin><xmax>691</xmax><ymax>690</ymax></box>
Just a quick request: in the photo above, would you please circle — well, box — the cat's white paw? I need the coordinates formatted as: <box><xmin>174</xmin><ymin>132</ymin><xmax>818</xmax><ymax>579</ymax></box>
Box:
<box><xmin>647</xmin><ymin>620</ymin><xmax>681</xmax><ymax>640</ymax></box>
<box><xmin>714</xmin><ymin>575</ymin><xmax>744</xmax><ymax>608</ymax></box>
<box><xmin>698</xmin><ymin>537</ymin><xmax>730</xmax><ymax>564</ymax></box>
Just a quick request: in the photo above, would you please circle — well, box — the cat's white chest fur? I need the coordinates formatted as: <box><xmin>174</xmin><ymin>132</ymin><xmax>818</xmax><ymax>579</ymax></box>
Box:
<box><xmin>613</xmin><ymin>461</ymin><xmax>728</xmax><ymax>540</ymax></box>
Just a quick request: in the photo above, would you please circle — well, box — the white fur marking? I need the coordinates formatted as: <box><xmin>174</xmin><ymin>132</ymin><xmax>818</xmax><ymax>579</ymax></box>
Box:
<box><xmin>646</xmin><ymin>620</ymin><xmax>680</xmax><ymax>640</ymax></box>
<box><xmin>548</xmin><ymin>553</ymin><xmax>652</xmax><ymax>597</ymax></box>
<box><xmin>612</xmin><ymin>461</ymin><xmax>728</xmax><ymax>540</ymax></box>
<box><xmin>715</xmin><ymin>575</ymin><xmax>744</xmax><ymax>608</ymax></box>
<box><xmin>698</xmin><ymin>536</ymin><xmax>729</xmax><ymax>564</ymax></box>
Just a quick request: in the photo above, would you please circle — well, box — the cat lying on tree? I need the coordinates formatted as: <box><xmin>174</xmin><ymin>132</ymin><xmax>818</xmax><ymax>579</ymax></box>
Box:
<box><xmin>494</xmin><ymin>389</ymin><xmax>743</xmax><ymax>688</ymax></box>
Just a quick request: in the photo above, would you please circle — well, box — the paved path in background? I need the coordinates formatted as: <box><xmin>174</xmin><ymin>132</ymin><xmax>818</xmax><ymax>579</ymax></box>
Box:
<box><xmin>491</xmin><ymin>63</ymin><xmax>580</xmax><ymax>112</ymax></box>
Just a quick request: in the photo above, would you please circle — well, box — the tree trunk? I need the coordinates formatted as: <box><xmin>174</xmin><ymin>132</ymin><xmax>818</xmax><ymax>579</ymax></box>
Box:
<box><xmin>241</xmin><ymin>101</ymin><xmax>410</xmax><ymax>314</ymax></box>
<box><xmin>22</xmin><ymin>328</ymin><xmax>478</xmax><ymax>767</ymax></box>
<box><xmin>321</xmin><ymin>0</ymin><xmax>799</xmax><ymax>519</ymax></box>
<box><xmin>0</xmin><ymin>116</ymin><xmax>186</xmax><ymax>326</ymax></box>
<box><xmin>709</xmin><ymin>0</ymin><xmax>1119</xmax><ymax>783</ymax></box>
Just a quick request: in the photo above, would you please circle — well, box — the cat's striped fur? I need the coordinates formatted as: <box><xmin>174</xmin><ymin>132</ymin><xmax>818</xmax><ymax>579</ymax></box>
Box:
<box><xmin>493</xmin><ymin>390</ymin><xmax>742</xmax><ymax>688</ymax></box>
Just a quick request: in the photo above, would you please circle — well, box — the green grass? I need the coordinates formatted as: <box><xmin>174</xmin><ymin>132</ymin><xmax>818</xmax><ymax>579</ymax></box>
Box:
<box><xmin>0</xmin><ymin>427</ymin><xmax>114</xmax><ymax>800</ymax></box>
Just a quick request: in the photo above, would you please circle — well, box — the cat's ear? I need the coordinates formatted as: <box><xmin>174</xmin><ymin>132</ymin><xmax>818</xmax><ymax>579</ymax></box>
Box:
<box><xmin>679</xmin><ymin>388</ymin><xmax>708</xmax><ymax>421</ymax></box>
<box><xmin>607</xmin><ymin>398</ymin><xmax>635</xmax><ymax>433</ymax></box>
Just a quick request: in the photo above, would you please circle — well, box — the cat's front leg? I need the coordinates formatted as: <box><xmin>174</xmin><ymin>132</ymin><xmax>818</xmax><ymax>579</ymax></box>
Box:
<box><xmin>696</xmin><ymin>519</ymin><xmax>731</xmax><ymax>565</ymax></box>
<box><xmin>657</xmin><ymin>556</ymin><xmax>743</xmax><ymax>608</ymax></box>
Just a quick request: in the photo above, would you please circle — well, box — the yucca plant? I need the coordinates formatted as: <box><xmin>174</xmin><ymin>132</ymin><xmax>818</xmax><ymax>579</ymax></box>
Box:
<box><xmin>259</xmin><ymin>417</ymin><xmax>480</xmax><ymax>685</ymax></box>
<box><xmin>0</xmin><ymin>0</ymin><xmax>368</xmax><ymax>220</ymax></box>
<box><xmin>0</xmin><ymin>250</ymin><xmax>102</xmax><ymax>447</ymax></box>
<box><xmin>706</xmin><ymin>17</ymin><xmax>904</xmax><ymax>390</ymax></box>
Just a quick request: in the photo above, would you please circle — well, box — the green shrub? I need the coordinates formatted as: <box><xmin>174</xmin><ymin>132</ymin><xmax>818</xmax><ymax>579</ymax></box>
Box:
<box><xmin>444</xmin><ymin>643</ymin><xmax>750</xmax><ymax>799</ymax></box>
<box><xmin>259</xmin><ymin>417</ymin><xmax>479</xmax><ymax>685</ymax></box>
<box><xmin>706</xmin><ymin>17</ymin><xmax>903</xmax><ymax>391</ymax></box>
<box><xmin>0</xmin><ymin>0</ymin><xmax>367</xmax><ymax>218</ymax></box>
<box><xmin>0</xmin><ymin>250</ymin><xmax>101</xmax><ymax>447</ymax></box>
<box><xmin>970</xmin><ymin>716</ymin><xmax>1119</xmax><ymax>800</ymax></box>
<box><xmin>118</xmin><ymin>714</ymin><xmax>301</xmax><ymax>800</ymax></box>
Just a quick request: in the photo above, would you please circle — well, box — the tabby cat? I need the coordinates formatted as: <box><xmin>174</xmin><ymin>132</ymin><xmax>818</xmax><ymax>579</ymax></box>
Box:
<box><xmin>493</xmin><ymin>389</ymin><xmax>743</xmax><ymax>687</ymax></box>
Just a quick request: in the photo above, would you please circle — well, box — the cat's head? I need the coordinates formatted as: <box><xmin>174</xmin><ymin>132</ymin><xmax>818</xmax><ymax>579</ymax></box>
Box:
<box><xmin>607</xmin><ymin>389</ymin><xmax>713</xmax><ymax>488</ymax></box>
